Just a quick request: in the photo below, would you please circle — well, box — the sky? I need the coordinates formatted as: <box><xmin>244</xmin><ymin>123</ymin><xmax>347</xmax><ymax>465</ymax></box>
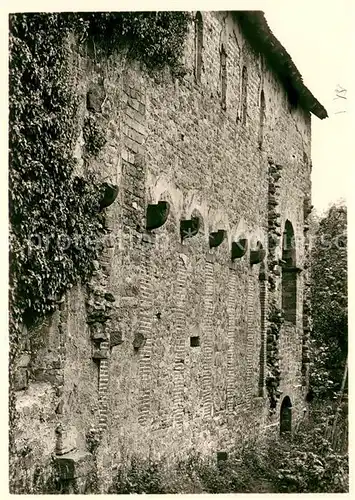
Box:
<box><xmin>263</xmin><ymin>0</ymin><xmax>353</xmax><ymax>215</ymax></box>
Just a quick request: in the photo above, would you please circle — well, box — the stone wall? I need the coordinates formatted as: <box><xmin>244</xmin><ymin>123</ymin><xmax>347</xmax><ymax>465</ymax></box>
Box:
<box><xmin>11</xmin><ymin>11</ymin><xmax>312</xmax><ymax>492</ymax></box>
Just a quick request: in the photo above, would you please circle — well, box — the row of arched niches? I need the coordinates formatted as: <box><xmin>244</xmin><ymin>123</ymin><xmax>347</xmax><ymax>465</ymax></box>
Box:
<box><xmin>98</xmin><ymin>182</ymin><xmax>298</xmax><ymax>267</ymax></box>
<box><xmin>146</xmin><ymin>200</ymin><xmax>267</xmax><ymax>265</ymax></box>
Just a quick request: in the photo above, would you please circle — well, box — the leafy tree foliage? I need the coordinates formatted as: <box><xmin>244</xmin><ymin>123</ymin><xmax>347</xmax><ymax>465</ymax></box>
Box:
<box><xmin>80</xmin><ymin>12</ymin><xmax>191</xmax><ymax>73</ymax></box>
<box><xmin>310</xmin><ymin>202</ymin><xmax>347</xmax><ymax>398</ymax></box>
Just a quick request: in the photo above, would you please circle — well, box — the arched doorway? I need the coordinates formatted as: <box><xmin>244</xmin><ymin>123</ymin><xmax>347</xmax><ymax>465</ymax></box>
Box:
<box><xmin>280</xmin><ymin>395</ymin><xmax>292</xmax><ymax>436</ymax></box>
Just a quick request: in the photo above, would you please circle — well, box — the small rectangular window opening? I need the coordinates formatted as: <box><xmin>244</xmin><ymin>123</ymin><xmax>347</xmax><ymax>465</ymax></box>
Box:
<box><xmin>190</xmin><ymin>336</ymin><xmax>200</xmax><ymax>347</ymax></box>
<box><xmin>217</xmin><ymin>451</ymin><xmax>228</xmax><ymax>463</ymax></box>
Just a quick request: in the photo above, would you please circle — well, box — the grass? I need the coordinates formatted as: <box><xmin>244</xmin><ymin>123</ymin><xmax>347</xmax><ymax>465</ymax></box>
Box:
<box><xmin>108</xmin><ymin>413</ymin><xmax>348</xmax><ymax>494</ymax></box>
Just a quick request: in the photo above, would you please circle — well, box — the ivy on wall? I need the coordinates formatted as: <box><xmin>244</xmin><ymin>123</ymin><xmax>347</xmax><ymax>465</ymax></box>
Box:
<box><xmin>9</xmin><ymin>13</ymin><xmax>105</xmax><ymax>336</ymax></box>
<box><xmin>83</xmin><ymin>116</ymin><xmax>107</xmax><ymax>156</ymax></box>
<box><xmin>80</xmin><ymin>12</ymin><xmax>192</xmax><ymax>72</ymax></box>
<box><xmin>9</xmin><ymin>10</ymin><xmax>191</xmax><ymax>341</ymax></box>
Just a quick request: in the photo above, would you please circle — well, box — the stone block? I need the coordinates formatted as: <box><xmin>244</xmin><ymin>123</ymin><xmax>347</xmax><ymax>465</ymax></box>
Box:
<box><xmin>206</xmin><ymin>253</ymin><xmax>216</xmax><ymax>263</ymax></box>
<box><xmin>17</xmin><ymin>353</ymin><xmax>31</xmax><ymax>368</ymax></box>
<box><xmin>142</xmin><ymin>232</ymin><xmax>156</xmax><ymax>244</ymax></box>
<box><xmin>90</xmin><ymin>323</ymin><xmax>109</xmax><ymax>342</ymax></box>
<box><xmin>32</xmin><ymin>369</ymin><xmax>64</xmax><ymax>386</ymax></box>
<box><xmin>133</xmin><ymin>331</ymin><xmax>146</xmax><ymax>350</ymax></box>
<box><xmin>55</xmin><ymin>399</ymin><xmax>64</xmax><ymax>414</ymax></box>
<box><xmin>92</xmin><ymin>346</ymin><xmax>109</xmax><ymax>360</ymax></box>
<box><xmin>110</xmin><ymin>330</ymin><xmax>123</xmax><ymax>347</ymax></box>
<box><xmin>13</xmin><ymin>368</ymin><xmax>28</xmax><ymax>391</ymax></box>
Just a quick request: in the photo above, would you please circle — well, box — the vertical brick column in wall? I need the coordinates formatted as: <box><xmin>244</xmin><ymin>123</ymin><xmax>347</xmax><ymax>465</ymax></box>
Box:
<box><xmin>98</xmin><ymin>342</ymin><xmax>110</xmax><ymax>434</ymax></box>
<box><xmin>138</xmin><ymin>244</ymin><xmax>154</xmax><ymax>425</ymax></box>
<box><xmin>226</xmin><ymin>269</ymin><xmax>237</xmax><ymax>412</ymax></box>
<box><xmin>121</xmin><ymin>81</ymin><xmax>146</xmax><ymax>236</ymax></box>
<box><xmin>173</xmin><ymin>255</ymin><xmax>188</xmax><ymax>428</ymax></box>
<box><xmin>122</xmin><ymin>83</ymin><xmax>146</xmax><ymax>158</ymax></box>
<box><xmin>258</xmin><ymin>272</ymin><xmax>268</xmax><ymax>396</ymax></box>
<box><xmin>245</xmin><ymin>275</ymin><xmax>255</xmax><ymax>404</ymax></box>
<box><xmin>202</xmin><ymin>260</ymin><xmax>214</xmax><ymax>417</ymax></box>
<box><xmin>121</xmin><ymin>80</ymin><xmax>150</xmax><ymax>425</ymax></box>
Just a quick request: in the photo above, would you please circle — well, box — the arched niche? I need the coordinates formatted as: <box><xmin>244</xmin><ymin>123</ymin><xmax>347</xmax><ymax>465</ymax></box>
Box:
<box><xmin>209</xmin><ymin>215</ymin><xmax>229</xmax><ymax>250</ymax></box>
<box><xmin>282</xmin><ymin>220</ymin><xmax>296</xmax><ymax>266</ymax></box>
<box><xmin>282</xmin><ymin>220</ymin><xmax>297</xmax><ymax>324</ymax></box>
<box><xmin>180</xmin><ymin>208</ymin><xmax>205</xmax><ymax>242</ymax></box>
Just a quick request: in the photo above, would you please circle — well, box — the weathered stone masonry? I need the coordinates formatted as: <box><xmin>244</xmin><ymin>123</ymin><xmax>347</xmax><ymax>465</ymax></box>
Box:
<box><xmin>11</xmin><ymin>11</ymin><xmax>327</xmax><ymax>492</ymax></box>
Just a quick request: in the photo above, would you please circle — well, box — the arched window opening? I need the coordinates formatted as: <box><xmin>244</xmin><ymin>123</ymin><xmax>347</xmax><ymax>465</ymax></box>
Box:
<box><xmin>194</xmin><ymin>12</ymin><xmax>203</xmax><ymax>84</ymax></box>
<box><xmin>282</xmin><ymin>221</ymin><xmax>296</xmax><ymax>267</ymax></box>
<box><xmin>280</xmin><ymin>396</ymin><xmax>292</xmax><ymax>437</ymax></box>
<box><xmin>241</xmin><ymin>65</ymin><xmax>248</xmax><ymax>124</ymax></box>
<box><xmin>220</xmin><ymin>44</ymin><xmax>227</xmax><ymax>110</ymax></box>
<box><xmin>282</xmin><ymin>221</ymin><xmax>297</xmax><ymax>324</ymax></box>
<box><xmin>258</xmin><ymin>89</ymin><xmax>266</xmax><ymax>148</ymax></box>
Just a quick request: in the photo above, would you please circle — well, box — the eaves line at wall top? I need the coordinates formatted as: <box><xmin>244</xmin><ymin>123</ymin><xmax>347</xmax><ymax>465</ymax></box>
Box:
<box><xmin>233</xmin><ymin>11</ymin><xmax>328</xmax><ymax>119</ymax></box>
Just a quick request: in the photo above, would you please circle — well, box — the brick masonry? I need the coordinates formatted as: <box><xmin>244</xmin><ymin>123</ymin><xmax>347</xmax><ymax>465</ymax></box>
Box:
<box><xmin>137</xmin><ymin>244</ymin><xmax>154</xmax><ymax>426</ymax></box>
<box><xmin>173</xmin><ymin>255</ymin><xmax>188</xmax><ymax>427</ymax></box>
<box><xmin>11</xmin><ymin>11</ymin><xmax>315</xmax><ymax>491</ymax></box>
<box><xmin>202</xmin><ymin>260</ymin><xmax>214</xmax><ymax>417</ymax></box>
<box><xmin>246</xmin><ymin>275</ymin><xmax>256</xmax><ymax>404</ymax></box>
<box><xmin>226</xmin><ymin>270</ymin><xmax>237</xmax><ymax>412</ymax></box>
<box><xmin>98</xmin><ymin>353</ymin><xmax>109</xmax><ymax>434</ymax></box>
<box><xmin>258</xmin><ymin>271</ymin><xmax>268</xmax><ymax>396</ymax></box>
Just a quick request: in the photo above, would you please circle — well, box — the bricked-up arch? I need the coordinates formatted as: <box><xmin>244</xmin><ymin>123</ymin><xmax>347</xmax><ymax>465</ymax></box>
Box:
<box><xmin>280</xmin><ymin>395</ymin><xmax>292</xmax><ymax>436</ymax></box>
<box><xmin>282</xmin><ymin>220</ymin><xmax>297</xmax><ymax>324</ymax></box>
<box><xmin>220</xmin><ymin>44</ymin><xmax>227</xmax><ymax>110</ymax></box>
<box><xmin>194</xmin><ymin>12</ymin><xmax>203</xmax><ymax>84</ymax></box>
